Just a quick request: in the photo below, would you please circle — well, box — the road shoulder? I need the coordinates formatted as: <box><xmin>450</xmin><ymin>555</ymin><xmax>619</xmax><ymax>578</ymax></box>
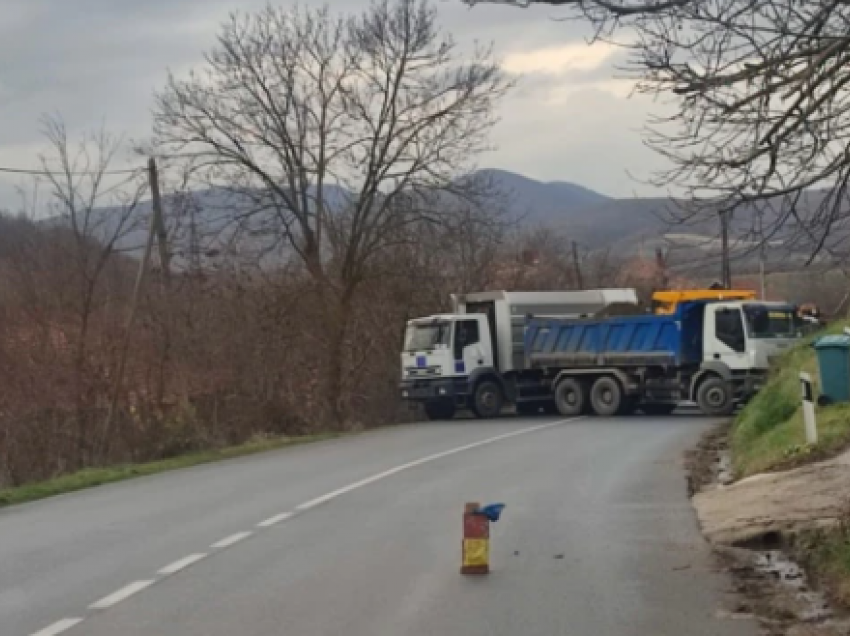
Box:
<box><xmin>687</xmin><ymin>422</ymin><xmax>850</xmax><ymax>635</ymax></box>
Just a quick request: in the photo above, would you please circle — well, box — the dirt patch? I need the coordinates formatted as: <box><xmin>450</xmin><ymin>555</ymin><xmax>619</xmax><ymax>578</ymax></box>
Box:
<box><xmin>689</xmin><ymin>425</ymin><xmax>850</xmax><ymax>635</ymax></box>
<box><xmin>685</xmin><ymin>420</ymin><xmax>733</xmax><ymax>497</ymax></box>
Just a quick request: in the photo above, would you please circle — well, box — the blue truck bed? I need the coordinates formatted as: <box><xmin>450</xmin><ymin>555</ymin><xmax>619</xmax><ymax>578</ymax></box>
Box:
<box><xmin>524</xmin><ymin>307</ymin><xmax>703</xmax><ymax>370</ymax></box>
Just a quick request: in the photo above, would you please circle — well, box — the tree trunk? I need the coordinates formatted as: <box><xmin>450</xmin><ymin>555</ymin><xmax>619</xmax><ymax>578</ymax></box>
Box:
<box><xmin>325</xmin><ymin>289</ymin><xmax>354</xmax><ymax>429</ymax></box>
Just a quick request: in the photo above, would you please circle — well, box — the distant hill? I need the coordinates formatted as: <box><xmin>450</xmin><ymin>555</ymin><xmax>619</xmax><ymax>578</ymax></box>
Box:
<box><xmin>481</xmin><ymin>170</ymin><xmax>691</xmax><ymax>248</ymax></box>
<box><xmin>60</xmin><ymin>168</ymin><xmax>839</xmax><ymax>274</ymax></box>
<box><xmin>476</xmin><ymin>168</ymin><xmax>611</xmax><ymax>219</ymax></box>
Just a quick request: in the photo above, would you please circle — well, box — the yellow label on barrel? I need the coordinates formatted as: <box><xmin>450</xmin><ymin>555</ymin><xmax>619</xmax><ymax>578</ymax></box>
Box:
<box><xmin>463</xmin><ymin>538</ymin><xmax>489</xmax><ymax>567</ymax></box>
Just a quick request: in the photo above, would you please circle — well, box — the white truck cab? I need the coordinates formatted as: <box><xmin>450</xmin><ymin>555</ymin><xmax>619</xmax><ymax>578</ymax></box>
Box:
<box><xmin>400</xmin><ymin>314</ymin><xmax>496</xmax><ymax>419</ymax></box>
<box><xmin>399</xmin><ymin>289</ymin><xmax>639</xmax><ymax>420</ymax></box>
<box><xmin>693</xmin><ymin>301</ymin><xmax>800</xmax><ymax>411</ymax></box>
<box><xmin>401</xmin><ymin>315</ymin><xmax>494</xmax><ymax>380</ymax></box>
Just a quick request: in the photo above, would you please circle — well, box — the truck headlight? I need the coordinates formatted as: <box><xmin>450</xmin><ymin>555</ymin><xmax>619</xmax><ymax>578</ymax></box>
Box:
<box><xmin>438</xmin><ymin>388</ymin><xmax>447</xmax><ymax>395</ymax></box>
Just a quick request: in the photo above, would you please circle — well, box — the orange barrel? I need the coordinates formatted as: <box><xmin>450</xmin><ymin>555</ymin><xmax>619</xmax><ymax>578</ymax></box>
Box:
<box><xmin>461</xmin><ymin>502</ymin><xmax>489</xmax><ymax>575</ymax></box>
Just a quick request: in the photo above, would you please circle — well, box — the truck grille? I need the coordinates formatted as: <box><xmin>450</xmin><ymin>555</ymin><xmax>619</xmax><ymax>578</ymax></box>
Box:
<box><xmin>406</xmin><ymin>366</ymin><xmax>441</xmax><ymax>377</ymax></box>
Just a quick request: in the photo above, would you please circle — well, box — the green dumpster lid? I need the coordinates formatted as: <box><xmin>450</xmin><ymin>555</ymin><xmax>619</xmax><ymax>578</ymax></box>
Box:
<box><xmin>815</xmin><ymin>334</ymin><xmax>850</xmax><ymax>348</ymax></box>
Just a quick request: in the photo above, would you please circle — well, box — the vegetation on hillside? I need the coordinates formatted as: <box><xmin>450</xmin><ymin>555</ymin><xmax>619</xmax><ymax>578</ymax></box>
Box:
<box><xmin>733</xmin><ymin>322</ymin><xmax>850</xmax><ymax>477</ymax></box>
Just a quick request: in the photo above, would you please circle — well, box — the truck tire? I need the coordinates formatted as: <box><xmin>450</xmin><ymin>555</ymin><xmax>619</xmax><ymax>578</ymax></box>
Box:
<box><xmin>554</xmin><ymin>378</ymin><xmax>587</xmax><ymax>416</ymax></box>
<box><xmin>590</xmin><ymin>376</ymin><xmax>623</xmax><ymax>417</ymax></box>
<box><xmin>640</xmin><ymin>403</ymin><xmax>678</xmax><ymax>416</ymax></box>
<box><xmin>472</xmin><ymin>380</ymin><xmax>503</xmax><ymax>419</ymax></box>
<box><xmin>696</xmin><ymin>377</ymin><xmax>735</xmax><ymax>416</ymax></box>
<box><xmin>424</xmin><ymin>400</ymin><xmax>456</xmax><ymax>421</ymax></box>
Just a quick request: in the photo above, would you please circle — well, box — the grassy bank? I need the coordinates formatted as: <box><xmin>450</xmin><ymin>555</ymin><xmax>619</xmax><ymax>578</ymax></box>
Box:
<box><xmin>794</xmin><ymin>525</ymin><xmax>850</xmax><ymax>607</ymax></box>
<box><xmin>0</xmin><ymin>433</ymin><xmax>339</xmax><ymax>508</ymax></box>
<box><xmin>732</xmin><ymin>321</ymin><xmax>850</xmax><ymax>477</ymax></box>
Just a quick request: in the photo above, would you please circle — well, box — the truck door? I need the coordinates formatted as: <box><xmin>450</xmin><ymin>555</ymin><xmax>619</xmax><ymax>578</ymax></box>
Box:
<box><xmin>704</xmin><ymin>305</ymin><xmax>750</xmax><ymax>370</ymax></box>
<box><xmin>465</xmin><ymin>302</ymin><xmax>498</xmax><ymax>371</ymax></box>
<box><xmin>453</xmin><ymin>318</ymin><xmax>493</xmax><ymax>375</ymax></box>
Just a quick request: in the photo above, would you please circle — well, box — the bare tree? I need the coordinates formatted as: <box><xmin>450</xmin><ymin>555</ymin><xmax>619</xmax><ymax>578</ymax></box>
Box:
<box><xmin>466</xmin><ymin>0</ymin><xmax>850</xmax><ymax>266</ymax></box>
<box><xmin>35</xmin><ymin>117</ymin><xmax>147</xmax><ymax>460</ymax></box>
<box><xmin>153</xmin><ymin>0</ymin><xmax>511</xmax><ymax>423</ymax></box>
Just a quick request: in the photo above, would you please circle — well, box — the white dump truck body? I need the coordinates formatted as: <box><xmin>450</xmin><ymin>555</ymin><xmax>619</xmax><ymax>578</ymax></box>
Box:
<box><xmin>449</xmin><ymin>289</ymin><xmax>639</xmax><ymax>373</ymax></box>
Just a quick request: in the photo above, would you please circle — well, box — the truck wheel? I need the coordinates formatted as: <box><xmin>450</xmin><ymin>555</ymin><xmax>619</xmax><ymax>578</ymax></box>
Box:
<box><xmin>554</xmin><ymin>378</ymin><xmax>587</xmax><ymax>416</ymax></box>
<box><xmin>472</xmin><ymin>380</ymin><xmax>503</xmax><ymax>419</ymax></box>
<box><xmin>640</xmin><ymin>403</ymin><xmax>678</xmax><ymax>416</ymax></box>
<box><xmin>424</xmin><ymin>400</ymin><xmax>456</xmax><ymax>421</ymax></box>
<box><xmin>696</xmin><ymin>377</ymin><xmax>734</xmax><ymax>416</ymax></box>
<box><xmin>590</xmin><ymin>376</ymin><xmax>623</xmax><ymax>417</ymax></box>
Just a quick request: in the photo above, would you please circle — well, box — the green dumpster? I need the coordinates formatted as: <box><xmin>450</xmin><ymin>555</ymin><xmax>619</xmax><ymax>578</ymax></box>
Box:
<box><xmin>814</xmin><ymin>334</ymin><xmax>850</xmax><ymax>404</ymax></box>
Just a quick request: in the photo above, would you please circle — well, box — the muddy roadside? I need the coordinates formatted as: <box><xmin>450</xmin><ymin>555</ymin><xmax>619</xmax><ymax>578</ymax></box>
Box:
<box><xmin>686</xmin><ymin>423</ymin><xmax>850</xmax><ymax>635</ymax></box>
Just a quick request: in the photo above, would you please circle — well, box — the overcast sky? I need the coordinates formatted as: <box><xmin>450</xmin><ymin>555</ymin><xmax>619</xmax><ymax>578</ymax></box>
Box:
<box><xmin>0</xmin><ymin>0</ymin><xmax>677</xmax><ymax>209</ymax></box>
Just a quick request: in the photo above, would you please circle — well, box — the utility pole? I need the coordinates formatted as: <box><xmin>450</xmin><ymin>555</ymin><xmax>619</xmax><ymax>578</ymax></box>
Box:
<box><xmin>147</xmin><ymin>157</ymin><xmax>173</xmax><ymax>404</ymax></box>
<box><xmin>148</xmin><ymin>158</ymin><xmax>171</xmax><ymax>288</ymax></box>
<box><xmin>758</xmin><ymin>211</ymin><xmax>767</xmax><ymax>300</ymax></box>
<box><xmin>720</xmin><ymin>210</ymin><xmax>731</xmax><ymax>289</ymax></box>
<box><xmin>101</xmin><ymin>170</ymin><xmax>158</xmax><ymax>454</ymax></box>
<box><xmin>572</xmin><ymin>241</ymin><xmax>584</xmax><ymax>290</ymax></box>
<box><xmin>655</xmin><ymin>247</ymin><xmax>669</xmax><ymax>290</ymax></box>
<box><xmin>188</xmin><ymin>196</ymin><xmax>201</xmax><ymax>273</ymax></box>
<box><xmin>101</xmin><ymin>158</ymin><xmax>173</xmax><ymax>453</ymax></box>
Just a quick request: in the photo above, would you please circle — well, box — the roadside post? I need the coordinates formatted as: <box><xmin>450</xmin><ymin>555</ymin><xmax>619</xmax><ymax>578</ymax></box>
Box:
<box><xmin>460</xmin><ymin>502</ymin><xmax>505</xmax><ymax>575</ymax></box>
<box><xmin>800</xmin><ymin>372</ymin><xmax>818</xmax><ymax>445</ymax></box>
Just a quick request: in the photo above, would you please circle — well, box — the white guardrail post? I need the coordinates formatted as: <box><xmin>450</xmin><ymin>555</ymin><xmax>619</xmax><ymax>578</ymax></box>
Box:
<box><xmin>800</xmin><ymin>372</ymin><xmax>818</xmax><ymax>445</ymax></box>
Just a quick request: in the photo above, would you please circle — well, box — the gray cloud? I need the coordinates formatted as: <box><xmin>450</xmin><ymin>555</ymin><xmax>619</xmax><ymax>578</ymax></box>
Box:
<box><xmin>0</xmin><ymin>0</ymin><xmax>668</xmax><ymax>207</ymax></box>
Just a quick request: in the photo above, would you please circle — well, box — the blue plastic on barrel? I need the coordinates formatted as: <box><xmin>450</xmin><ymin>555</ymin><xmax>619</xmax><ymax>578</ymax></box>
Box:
<box><xmin>475</xmin><ymin>503</ymin><xmax>505</xmax><ymax>523</ymax></box>
<box><xmin>814</xmin><ymin>334</ymin><xmax>850</xmax><ymax>404</ymax></box>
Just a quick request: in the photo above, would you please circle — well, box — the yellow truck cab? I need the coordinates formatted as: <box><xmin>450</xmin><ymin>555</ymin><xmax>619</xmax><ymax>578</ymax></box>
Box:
<box><xmin>652</xmin><ymin>289</ymin><xmax>757</xmax><ymax>315</ymax></box>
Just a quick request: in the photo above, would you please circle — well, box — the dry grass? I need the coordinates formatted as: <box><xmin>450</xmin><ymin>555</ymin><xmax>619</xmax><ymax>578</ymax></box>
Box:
<box><xmin>0</xmin><ymin>433</ymin><xmax>339</xmax><ymax>508</ymax></box>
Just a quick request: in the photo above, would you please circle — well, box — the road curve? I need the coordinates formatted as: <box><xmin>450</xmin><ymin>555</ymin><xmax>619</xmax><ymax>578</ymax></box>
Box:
<box><xmin>1</xmin><ymin>415</ymin><xmax>758</xmax><ymax>636</ymax></box>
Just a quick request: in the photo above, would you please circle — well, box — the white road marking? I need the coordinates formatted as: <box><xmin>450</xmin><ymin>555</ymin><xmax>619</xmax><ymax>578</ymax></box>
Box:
<box><xmin>158</xmin><ymin>553</ymin><xmax>208</xmax><ymax>575</ymax></box>
<box><xmin>30</xmin><ymin>618</ymin><xmax>84</xmax><ymax>636</ymax></box>
<box><xmin>89</xmin><ymin>581</ymin><xmax>155</xmax><ymax>610</ymax></box>
<box><xmin>295</xmin><ymin>417</ymin><xmax>579</xmax><ymax>511</ymax></box>
<box><xmin>257</xmin><ymin>512</ymin><xmax>294</xmax><ymax>528</ymax></box>
<box><xmin>210</xmin><ymin>531</ymin><xmax>253</xmax><ymax>549</ymax></box>
<box><xmin>36</xmin><ymin>418</ymin><xmax>576</xmax><ymax>632</ymax></box>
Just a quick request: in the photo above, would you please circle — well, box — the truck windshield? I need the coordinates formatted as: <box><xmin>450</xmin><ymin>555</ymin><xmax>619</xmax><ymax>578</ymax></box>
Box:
<box><xmin>404</xmin><ymin>322</ymin><xmax>452</xmax><ymax>351</ymax></box>
<box><xmin>743</xmin><ymin>305</ymin><xmax>797</xmax><ymax>339</ymax></box>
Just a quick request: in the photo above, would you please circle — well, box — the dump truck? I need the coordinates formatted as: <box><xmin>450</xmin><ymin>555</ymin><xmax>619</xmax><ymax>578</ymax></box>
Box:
<box><xmin>526</xmin><ymin>299</ymin><xmax>801</xmax><ymax>417</ymax></box>
<box><xmin>400</xmin><ymin>292</ymin><xmax>802</xmax><ymax>419</ymax></box>
<box><xmin>399</xmin><ymin>289</ymin><xmax>639</xmax><ymax>420</ymax></box>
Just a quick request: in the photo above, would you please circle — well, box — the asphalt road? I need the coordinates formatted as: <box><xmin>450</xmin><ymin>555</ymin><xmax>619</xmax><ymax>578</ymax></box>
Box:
<box><xmin>2</xmin><ymin>415</ymin><xmax>759</xmax><ymax>636</ymax></box>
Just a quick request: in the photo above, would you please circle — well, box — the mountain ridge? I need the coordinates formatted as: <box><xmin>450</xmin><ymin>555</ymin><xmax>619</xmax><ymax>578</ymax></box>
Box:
<box><xmin>53</xmin><ymin>168</ymin><xmax>833</xmax><ymax>274</ymax></box>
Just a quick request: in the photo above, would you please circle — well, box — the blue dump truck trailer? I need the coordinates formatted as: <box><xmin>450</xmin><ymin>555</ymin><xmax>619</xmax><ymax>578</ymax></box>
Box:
<box><xmin>401</xmin><ymin>291</ymin><xmax>803</xmax><ymax>419</ymax></box>
<box><xmin>523</xmin><ymin>299</ymin><xmax>799</xmax><ymax>417</ymax></box>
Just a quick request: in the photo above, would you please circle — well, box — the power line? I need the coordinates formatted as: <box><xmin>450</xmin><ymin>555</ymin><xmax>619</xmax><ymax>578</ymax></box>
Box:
<box><xmin>0</xmin><ymin>165</ymin><xmax>143</xmax><ymax>177</ymax></box>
